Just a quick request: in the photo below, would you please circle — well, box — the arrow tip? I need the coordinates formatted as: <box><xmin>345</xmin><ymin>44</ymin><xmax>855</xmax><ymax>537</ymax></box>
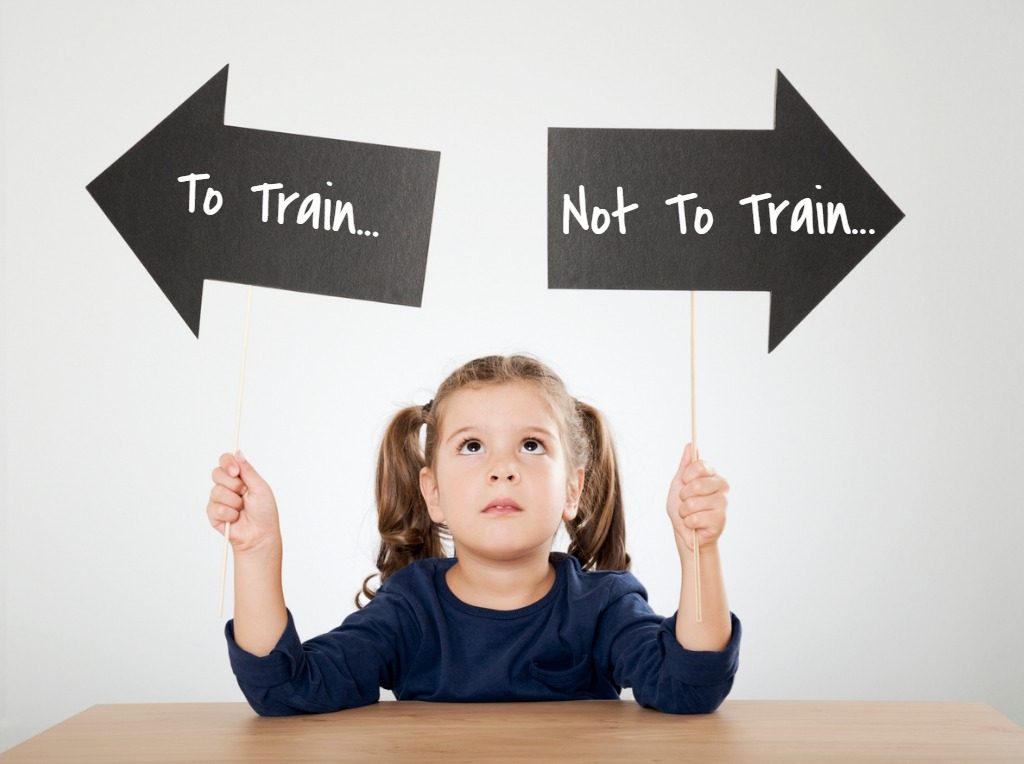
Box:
<box><xmin>86</xmin><ymin>66</ymin><xmax>232</xmax><ymax>340</ymax></box>
<box><xmin>766</xmin><ymin>71</ymin><xmax>904</xmax><ymax>353</ymax></box>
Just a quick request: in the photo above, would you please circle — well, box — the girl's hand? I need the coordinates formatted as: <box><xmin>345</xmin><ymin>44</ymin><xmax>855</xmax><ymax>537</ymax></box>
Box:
<box><xmin>206</xmin><ymin>451</ymin><xmax>281</xmax><ymax>554</ymax></box>
<box><xmin>665</xmin><ymin>443</ymin><xmax>729</xmax><ymax>553</ymax></box>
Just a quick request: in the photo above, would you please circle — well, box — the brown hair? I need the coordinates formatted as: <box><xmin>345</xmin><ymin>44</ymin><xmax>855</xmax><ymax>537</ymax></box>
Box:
<box><xmin>356</xmin><ymin>354</ymin><xmax>630</xmax><ymax>608</ymax></box>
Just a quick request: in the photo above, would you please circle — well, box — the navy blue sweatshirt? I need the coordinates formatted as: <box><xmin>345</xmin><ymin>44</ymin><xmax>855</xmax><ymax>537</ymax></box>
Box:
<box><xmin>225</xmin><ymin>551</ymin><xmax>741</xmax><ymax>715</ymax></box>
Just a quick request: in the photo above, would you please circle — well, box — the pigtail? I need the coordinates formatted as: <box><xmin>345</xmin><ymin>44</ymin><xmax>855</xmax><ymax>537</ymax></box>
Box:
<box><xmin>566</xmin><ymin>401</ymin><xmax>631</xmax><ymax>572</ymax></box>
<box><xmin>356</xmin><ymin>404</ymin><xmax>449</xmax><ymax>608</ymax></box>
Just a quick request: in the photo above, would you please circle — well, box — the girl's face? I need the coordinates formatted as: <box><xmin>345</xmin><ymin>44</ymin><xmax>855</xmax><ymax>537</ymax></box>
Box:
<box><xmin>419</xmin><ymin>381</ymin><xmax>584</xmax><ymax>562</ymax></box>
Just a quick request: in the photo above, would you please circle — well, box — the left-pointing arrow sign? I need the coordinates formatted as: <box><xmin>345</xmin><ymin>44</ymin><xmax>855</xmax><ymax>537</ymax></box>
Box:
<box><xmin>87</xmin><ymin>64</ymin><xmax>441</xmax><ymax>338</ymax></box>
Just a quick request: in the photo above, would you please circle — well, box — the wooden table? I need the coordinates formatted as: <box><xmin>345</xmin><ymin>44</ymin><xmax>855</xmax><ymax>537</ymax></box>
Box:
<box><xmin>3</xmin><ymin>700</ymin><xmax>1022</xmax><ymax>762</ymax></box>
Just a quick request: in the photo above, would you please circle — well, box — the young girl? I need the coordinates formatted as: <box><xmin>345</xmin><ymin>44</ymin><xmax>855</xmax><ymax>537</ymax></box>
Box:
<box><xmin>207</xmin><ymin>354</ymin><xmax>740</xmax><ymax>715</ymax></box>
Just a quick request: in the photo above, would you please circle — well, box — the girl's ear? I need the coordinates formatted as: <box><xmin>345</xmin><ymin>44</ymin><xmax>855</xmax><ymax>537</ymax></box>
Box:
<box><xmin>420</xmin><ymin>466</ymin><xmax>444</xmax><ymax>523</ymax></box>
<box><xmin>563</xmin><ymin>466</ymin><xmax>585</xmax><ymax>521</ymax></box>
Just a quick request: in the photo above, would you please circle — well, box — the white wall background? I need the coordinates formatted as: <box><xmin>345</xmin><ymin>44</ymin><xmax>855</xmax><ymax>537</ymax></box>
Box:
<box><xmin>2</xmin><ymin>0</ymin><xmax>1022</xmax><ymax>751</ymax></box>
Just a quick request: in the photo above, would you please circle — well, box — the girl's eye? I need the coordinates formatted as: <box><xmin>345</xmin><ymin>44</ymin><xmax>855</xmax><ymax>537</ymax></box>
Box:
<box><xmin>522</xmin><ymin>438</ymin><xmax>546</xmax><ymax>454</ymax></box>
<box><xmin>458</xmin><ymin>439</ymin><xmax>482</xmax><ymax>454</ymax></box>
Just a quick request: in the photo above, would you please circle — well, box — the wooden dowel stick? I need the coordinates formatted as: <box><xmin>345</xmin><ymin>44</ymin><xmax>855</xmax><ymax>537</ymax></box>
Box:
<box><xmin>219</xmin><ymin>285</ymin><xmax>255</xmax><ymax>618</ymax></box>
<box><xmin>690</xmin><ymin>290</ymin><xmax>702</xmax><ymax>623</ymax></box>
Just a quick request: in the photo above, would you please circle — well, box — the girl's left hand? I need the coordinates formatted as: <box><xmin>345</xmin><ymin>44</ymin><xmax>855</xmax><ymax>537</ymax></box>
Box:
<box><xmin>665</xmin><ymin>442</ymin><xmax>729</xmax><ymax>552</ymax></box>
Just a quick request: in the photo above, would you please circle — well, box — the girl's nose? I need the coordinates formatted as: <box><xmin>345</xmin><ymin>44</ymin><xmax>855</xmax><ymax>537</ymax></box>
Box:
<box><xmin>488</xmin><ymin>463</ymin><xmax>519</xmax><ymax>483</ymax></box>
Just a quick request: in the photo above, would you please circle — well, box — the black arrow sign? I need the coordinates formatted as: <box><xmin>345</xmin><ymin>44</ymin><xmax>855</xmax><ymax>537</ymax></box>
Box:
<box><xmin>548</xmin><ymin>70</ymin><xmax>904</xmax><ymax>352</ymax></box>
<box><xmin>87</xmin><ymin>65</ymin><xmax>440</xmax><ymax>337</ymax></box>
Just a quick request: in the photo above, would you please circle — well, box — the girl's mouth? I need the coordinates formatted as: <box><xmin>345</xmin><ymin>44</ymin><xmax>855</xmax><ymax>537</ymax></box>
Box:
<box><xmin>483</xmin><ymin>499</ymin><xmax>522</xmax><ymax>514</ymax></box>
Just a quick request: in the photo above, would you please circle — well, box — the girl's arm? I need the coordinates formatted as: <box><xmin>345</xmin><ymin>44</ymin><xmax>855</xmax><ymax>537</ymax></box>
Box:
<box><xmin>666</xmin><ymin>443</ymin><xmax>733</xmax><ymax>651</ymax></box>
<box><xmin>211</xmin><ymin>452</ymin><xmax>405</xmax><ymax>717</ymax></box>
<box><xmin>233</xmin><ymin>535</ymin><xmax>288</xmax><ymax>656</ymax></box>
<box><xmin>598</xmin><ymin>574</ymin><xmax>740</xmax><ymax>715</ymax></box>
<box><xmin>675</xmin><ymin>541</ymin><xmax>731</xmax><ymax>651</ymax></box>
<box><xmin>208</xmin><ymin>451</ymin><xmax>288</xmax><ymax>655</ymax></box>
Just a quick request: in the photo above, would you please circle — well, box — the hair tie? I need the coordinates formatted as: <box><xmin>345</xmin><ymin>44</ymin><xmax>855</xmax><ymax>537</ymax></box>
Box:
<box><xmin>422</xmin><ymin>399</ymin><xmax>434</xmax><ymax>414</ymax></box>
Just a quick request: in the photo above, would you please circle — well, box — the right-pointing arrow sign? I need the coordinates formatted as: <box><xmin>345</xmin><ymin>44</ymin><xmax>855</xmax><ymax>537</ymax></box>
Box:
<box><xmin>548</xmin><ymin>70</ymin><xmax>904</xmax><ymax>352</ymax></box>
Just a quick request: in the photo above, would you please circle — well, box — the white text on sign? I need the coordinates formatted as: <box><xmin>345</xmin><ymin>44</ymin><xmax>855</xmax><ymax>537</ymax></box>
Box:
<box><xmin>177</xmin><ymin>173</ymin><xmax>380</xmax><ymax>237</ymax></box>
<box><xmin>562</xmin><ymin>185</ymin><xmax>875</xmax><ymax>236</ymax></box>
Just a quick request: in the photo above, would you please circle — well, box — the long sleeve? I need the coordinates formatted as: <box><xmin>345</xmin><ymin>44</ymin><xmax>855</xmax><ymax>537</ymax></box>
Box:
<box><xmin>223</xmin><ymin>553</ymin><xmax>741</xmax><ymax>713</ymax></box>
<box><xmin>596</xmin><ymin>590</ymin><xmax>741</xmax><ymax>714</ymax></box>
<box><xmin>224</xmin><ymin>586</ymin><xmax>418</xmax><ymax>716</ymax></box>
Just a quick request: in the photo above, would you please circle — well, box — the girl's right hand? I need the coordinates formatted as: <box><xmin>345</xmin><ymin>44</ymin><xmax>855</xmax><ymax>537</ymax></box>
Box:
<box><xmin>207</xmin><ymin>451</ymin><xmax>281</xmax><ymax>553</ymax></box>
